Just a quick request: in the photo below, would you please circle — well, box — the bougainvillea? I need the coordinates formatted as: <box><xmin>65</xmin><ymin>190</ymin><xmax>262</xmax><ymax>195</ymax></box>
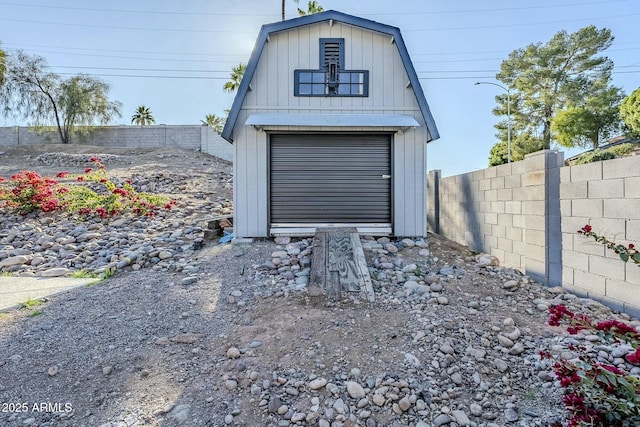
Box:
<box><xmin>0</xmin><ymin>156</ymin><xmax>176</xmax><ymax>218</ymax></box>
<box><xmin>548</xmin><ymin>305</ymin><xmax>640</xmax><ymax>425</ymax></box>
<box><xmin>578</xmin><ymin>224</ymin><xmax>640</xmax><ymax>266</ymax></box>
<box><xmin>546</xmin><ymin>227</ymin><xmax>640</xmax><ymax>426</ymax></box>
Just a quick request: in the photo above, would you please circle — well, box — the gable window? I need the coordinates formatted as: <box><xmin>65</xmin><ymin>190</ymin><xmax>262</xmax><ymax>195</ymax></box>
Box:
<box><xmin>294</xmin><ymin>38</ymin><xmax>369</xmax><ymax>97</ymax></box>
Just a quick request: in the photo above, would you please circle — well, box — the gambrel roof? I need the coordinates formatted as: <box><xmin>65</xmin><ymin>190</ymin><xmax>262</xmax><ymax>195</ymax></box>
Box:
<box><xmin>221</xmin><ymin>10</ymin><xmax>440</xmax><ymax>143</ymax></box>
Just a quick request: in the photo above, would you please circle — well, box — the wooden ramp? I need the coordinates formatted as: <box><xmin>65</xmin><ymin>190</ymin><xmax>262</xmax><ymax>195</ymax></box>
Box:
<box><xmin>309</xmin><ymin>227</ymin><xmax>375</xmax><ymax>302</ymax></box>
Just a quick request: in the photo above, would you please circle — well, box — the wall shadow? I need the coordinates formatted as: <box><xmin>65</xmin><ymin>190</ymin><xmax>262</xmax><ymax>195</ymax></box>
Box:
<box><xmin>546</xmin><ymin>158</ymin><xmax>563</xmax><ymax>286</ymax></box>
<box><xmin>460</xmin><ymin>173</ymin><xmax>484</xmax><ymax>253</ymax></box>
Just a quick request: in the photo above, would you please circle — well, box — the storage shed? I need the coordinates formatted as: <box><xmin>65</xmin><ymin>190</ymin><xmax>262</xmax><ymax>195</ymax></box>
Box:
<box><xmin>222</xmin><ymin>10</ymin><xmax>439</xmax><ymax>238</ymax></box>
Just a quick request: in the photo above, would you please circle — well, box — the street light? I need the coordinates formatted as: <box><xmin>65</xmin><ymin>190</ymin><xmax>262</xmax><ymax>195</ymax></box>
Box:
<box><xmin>475</xmin><ymin>81</ymin><xmax>511</xmax><ymax>164</ymax></box>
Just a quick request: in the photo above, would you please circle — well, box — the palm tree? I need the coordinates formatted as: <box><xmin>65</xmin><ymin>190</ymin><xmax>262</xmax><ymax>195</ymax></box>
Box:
<box><xmin>282</xmin><ymin>0</ymin><xmax>300</xmax><ymax>20</ymax></box>
<box><xmin>131</xmin><ymin>105</ymin><xmax>155</xmax><ymax>126</ymax></box>
<box><xmin>223</xmin><ymin>63</ymin><xmax>247</xmax><ymax>93</ymax></box>
<box><xmin>201</xmin><ymin>113</ymin><xmax>226</xmax><ymax>134</ymax></box>
<box><xmin>298</xmin><ymin>1</ymin><xmax>324</xmax><ymax>16</ymax></box>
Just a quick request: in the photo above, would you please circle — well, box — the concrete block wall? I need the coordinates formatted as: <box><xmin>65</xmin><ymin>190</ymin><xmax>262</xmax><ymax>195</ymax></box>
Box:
<box><xmin>523</xmin><ymin>150</ymin><xmax>563</xmax><ymax>285</ymax></box>
<box><xmin>0</xmin><ymin>126</ymin><xmax>232</xmax><ymax>162</ymax></box>
<box><xmin>560</xmin><ymin>155</ymin><xmax>640</xmax><ymax>316</ymax></box>
<box><xmin>429</xmin><ymin>150</ymin><xmax>563</xmax><ymax>286</ymax></box>
<box><xmin>429</xmin><ymin>150</ymin><xmax>640</xmax><ymax>316</ymax></box>
<box><xmin>201</xmin><ymin>127</ymin><xmax>233</xmax><ymax>162</ymax></box>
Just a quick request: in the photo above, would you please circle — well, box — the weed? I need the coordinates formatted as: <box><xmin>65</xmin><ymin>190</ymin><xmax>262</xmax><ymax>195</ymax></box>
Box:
<box><xmin>524</xmin><ymin>388</ymin><xmax>537</xmax><ymax>400</ymax></box>
<box><xmin>20</xmin><ymin>297</ymin><xmax>43</xmax><ymax>309</ymax></box>
<box><xmin>29</xmin><ymin>310</ymin><xmax>42</xmax><ymax>317</ymax></box>
<box><xmin>103</xmin><ymin>268</ymin><xmax>115</xmax><ymax>279</ymax></box>
<box><xmin>71</xmin><ymin>270</ymin><xmax>100</xmax><ymax>279</ymax></box>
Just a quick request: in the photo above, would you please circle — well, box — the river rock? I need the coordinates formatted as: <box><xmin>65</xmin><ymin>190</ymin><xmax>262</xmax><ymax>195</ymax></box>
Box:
<box><xmin>309</xmin><ymin>378</ymin><xmax>327</xmax><ymax>390</ymax></box>
<box><xmin>0</xmin><ymin>255</ymin><xmax>29</xmax><ymax>267</ymax></box>
<box><xmin>346</xmin><ymin>381</ymin><xmax>366</xmax><ymax>399</ymax></box>
<box><xmin>40</xmin><ymin>267</ymin><xmax>71</xmax><ymax>277</ymax></box>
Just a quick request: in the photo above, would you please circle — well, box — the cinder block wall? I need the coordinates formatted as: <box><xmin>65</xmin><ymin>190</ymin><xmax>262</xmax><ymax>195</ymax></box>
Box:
<box><xmin>429</xmin><ymin>150</ymin><xmax>563</xmax><ymax>286</ymax></box>
<box><xmin>429</xmin><ymin>150</ymin><xmax>640</xmax><ymax>316</ymax></box>
<box><xmin>0</xmin><ymin>126</ymin><xmax>232</xmax><ymax>162</ymax></box>
<box><xmin>201</xmin><ymin>127</ymin><xmax>233</xmax><ymax>163</ymax></box>
<box><xmin>560</xmin><ymin>155</ymin><xmax>640</xmax><ymax>316</ymax></box>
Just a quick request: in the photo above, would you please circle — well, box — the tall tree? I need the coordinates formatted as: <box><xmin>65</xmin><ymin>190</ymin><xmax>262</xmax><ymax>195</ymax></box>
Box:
<box><xmin>298</xmin><ymin>1</ymin><xmax>324</xmax><ymax>16</ymax></box>
<box><xmin>552</xmin><ymin>81</ymin><xmax>624</xmax><ymax>149</ymax></box>
<box><xmin>56</xmin><ymin>76</ymin><xmax>123</xmax><ymax>144</ymax></box>
<box><xmin>495</xmin><ymin>25</ymin><xmax>615</xmax><ymax>151</ymax></box>
<box><xmin>620</xmin><ymin>87</ymin><xmax>640</xmax><ymax>137</ymax></box>
<box><xmin>0</xmin><ymin>50</ymin><xmax>121</xmax><ymax>144</ymax></box>
<box><xmin>489</xmin><ymin>92</ymin><xmax>544</xmax><ymax>165</ymax></box>
<box><xmin>282</xmin><ymin>0</ymin><xmax>300</xmax><ymax>20</ymax></box>
<box><xmin>223</xmin><ymin>63</ymin><xmax>247</xmax><ymax>93</ymax></box>
<box><xmin>131</xmin><ymin>105</ymin><xmax>155</xmax><ymax>126</ymax></box>
<box><xmin>201</xmin><ymin>113</ymin><xmax>225</xmax><ymax>134</ymax></box>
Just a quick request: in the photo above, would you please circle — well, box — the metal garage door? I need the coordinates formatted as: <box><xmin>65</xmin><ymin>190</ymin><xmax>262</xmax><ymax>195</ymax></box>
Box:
<box><xmin>270</xmin><ymin>134</ymin><xmax>391</xmax><ymax>232</ymax></box>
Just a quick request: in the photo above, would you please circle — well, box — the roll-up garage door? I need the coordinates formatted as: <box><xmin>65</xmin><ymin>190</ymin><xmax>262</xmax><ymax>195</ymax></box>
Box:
<box><xmin>270</xmin><ymin>134</ymin><xmax>391</xmax><ymax>227</ymax></box>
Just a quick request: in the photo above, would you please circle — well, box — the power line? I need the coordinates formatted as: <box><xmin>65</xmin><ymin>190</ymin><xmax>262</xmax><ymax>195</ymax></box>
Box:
<box><xmin>51</xmin><ymin>69</ymin><xmax>639</xmax><ymax>81</ymax></box>
<box><xmin>1</xmin><ymin>42</ymin><xmax>248</xmax><ymax>59</ymax></box>
<box><xmin>412</xmin><ymin>43</ymin><xmax>640</xmax><ymax>57</ymax></box>
<box><xmin>2</xmin><ymin>12</ymin><xmax>639</xmax><ymax>35</ymax></box>
<box><xmin>0</xmin><ymin>17</ymin><xmax>259</xmax><ymax>34</ymax></box>
<box><xmin>11</xmin><ymin>48</ymin><xmax>243</xmax><ymax>64</ymax></box>
<box><xmin>405</xmin><ymin>13</ymin><xmax>640</xmax><ymax>32</ymax></box>
<box><xmin>364</xmin><ymin>0</ymin><xmax>630</xmax><ymax>16</ymax></box>
<box><xmin>45</xmin><ymin>64</ymin><xmax>639</xmax><ymax>75</ymax></box>
<box><xmin>6</xmin><ymin>40</ymin><xmax>640</xmax><ymax>61</ymax></box>
<box><xmin>51</xmin><ymin>65</ymin><xmax>231</xmax><ymax>73</ymax></box>
<box><xmin>56</xmin><ymin>72</ymin><xmax>230</xmax><ymax>80</ymax></box>
<box><xmin>0</xmin><ymin>0</ymin><xmax>627</xmax><ymax>17</ymax></box>
<box><xmin>14</xmin><ymin>45</ymin><xmax>640</xmax><ymax>67</ymax></box>
<box><xmin>0</xmin><ymin>1</ymin><xmax>278</xmax><ymax>17</ymax></box>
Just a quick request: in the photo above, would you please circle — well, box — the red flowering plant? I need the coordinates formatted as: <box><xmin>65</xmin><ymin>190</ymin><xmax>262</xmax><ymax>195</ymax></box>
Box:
<box><xmin>547</xmin><ymin>304</ymin><xmax>640</xmax><ymax>426</ymax></box>
<box><xmin>0</xmin><ymin>170</ymin><xmax>63</xmax><ymax>214</ymax></box>
<box><xmin>58</xmin><ymin>156</ymin><xmax>177</xmax><ymax>218</ymax></box>
<box><xmin>0</xmin><ymin>156</ymin><xmax>176</xmax><ymax>218</ymax></box>
<box><xmin>546</xmin><ymin>225</ymin><xmax>640</xmax><ymax>426</ymax></box>
<box><xmin>578</xmin><ymin>224</ymin><xmax>640</xmax><ymax>266</ymax></box>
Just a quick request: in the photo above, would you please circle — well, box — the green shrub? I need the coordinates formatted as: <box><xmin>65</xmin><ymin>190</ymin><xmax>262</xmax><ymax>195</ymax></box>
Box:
<box><xmin>574</xmin><ymin>149</ymin><xmax>616</xmax><ymax>165</ymax></box>
<box><xmin>573</xmin><ymin>143</ymin><xmax>637</xmax><ymax>165</ymax></box>
<box><xmin>608</xmin><ymin>143</ymin><xmax>635</xmax><ymax>157</ymax></box>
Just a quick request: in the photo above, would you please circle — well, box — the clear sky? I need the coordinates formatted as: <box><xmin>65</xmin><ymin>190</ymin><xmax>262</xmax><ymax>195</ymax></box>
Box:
<box><xmin>0</xmin><ymin>0</ymin><xmax>638</xmax><ymax>177</ymax></box>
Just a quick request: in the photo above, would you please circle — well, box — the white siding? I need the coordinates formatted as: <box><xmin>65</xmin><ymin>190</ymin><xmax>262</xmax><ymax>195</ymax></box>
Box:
<box><xmin>233</xmin><ymin>21</ymin><xmax>430</xmax><ymax>237</ymax></box>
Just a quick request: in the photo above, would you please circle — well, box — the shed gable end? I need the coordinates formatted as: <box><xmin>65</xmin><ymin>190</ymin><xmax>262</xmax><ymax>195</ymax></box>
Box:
<box><xmin>221</xmin><ymin>10</ymin><xmax>439</xmax><ymax>142</ymax></box>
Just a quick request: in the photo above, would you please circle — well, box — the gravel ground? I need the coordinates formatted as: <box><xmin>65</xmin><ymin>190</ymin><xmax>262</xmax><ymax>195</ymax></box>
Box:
<box><xmin>1</xmin><ymin>145</ymin><xmax>639</xmax><ymax>427</ymax></box>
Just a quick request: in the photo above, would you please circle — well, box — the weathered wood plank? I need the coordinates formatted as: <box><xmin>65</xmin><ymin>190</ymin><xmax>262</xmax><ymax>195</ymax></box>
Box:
<box><xmin>327</xmin><ymin>228</ymin><xmax>360</xmax><ymax>293</ymax></box>
<box><xmin>309</xmin><ymin>231</ymin><xmax>326</xmax><ymax>297</ymax></box>
<box><xmin>201</xmin><ymin>214</ymin><xmax>234</xmax><ymax>223</ymax></box>
<box><xmin>350</xmin><ymin>232</ymin><xmax>375</xmax><ymax>302</ymax></box>
<box><xmin>310</xmin><ymin>227</ymin><xmax>374</xmax><ymax>301</ymax></box>
<box><xmin>327</xmin><ymin>270</ymin><xmax>341</xmax><ymax>300</ymax></box>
